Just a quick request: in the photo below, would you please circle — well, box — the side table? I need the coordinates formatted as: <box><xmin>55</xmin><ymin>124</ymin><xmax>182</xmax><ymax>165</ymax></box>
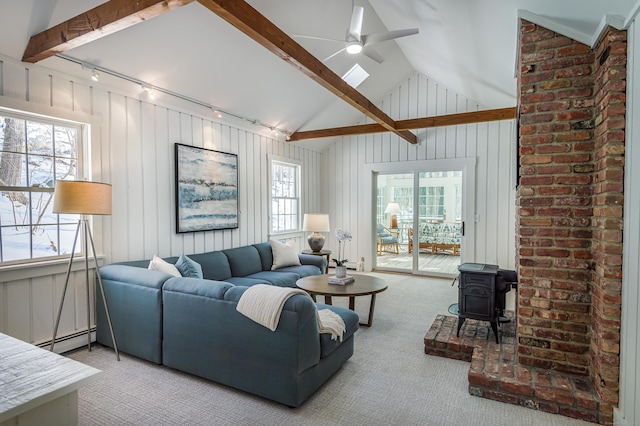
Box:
<box><xmin>302</xmin><ymin>249</ymin><xmax>331</xmax><ymax>274</ymax></box>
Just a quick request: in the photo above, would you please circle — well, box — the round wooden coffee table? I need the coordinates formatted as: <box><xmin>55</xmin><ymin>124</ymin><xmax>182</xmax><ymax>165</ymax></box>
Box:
<box><xmin>296</xmin><ymin>274</ymin><xmax>388</xmax><ymax>327</ymax></box>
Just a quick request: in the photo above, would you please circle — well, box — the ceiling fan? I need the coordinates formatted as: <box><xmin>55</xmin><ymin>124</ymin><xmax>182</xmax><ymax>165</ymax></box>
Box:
<box><xmin>294</xmin><ymin>5</ymin><xmax>419</xmax><ymax>64</ymax></box>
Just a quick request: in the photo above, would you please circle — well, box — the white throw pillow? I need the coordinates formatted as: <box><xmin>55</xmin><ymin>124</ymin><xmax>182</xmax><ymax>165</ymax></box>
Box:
<box><xmin>148</xmin><ymin>255</ymin><xmax>181</xmax><ymax>277</ymax></box>
<box><xmin>270</xmin><ymin>239</ymin><xmax>301</xmax><ymax>270</ymax></box>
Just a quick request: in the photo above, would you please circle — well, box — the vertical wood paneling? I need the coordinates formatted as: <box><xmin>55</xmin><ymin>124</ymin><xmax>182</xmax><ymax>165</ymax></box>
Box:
<box><xmin>31</xmin><ymin>275</ymin><xmax>53</xmax><ymax>343</ymax></box>
<box><xmin>0</xmin><ymin>55</ymin><xmax>323</xmax><ymax>347</ymax></box>
<box><xmin>2</xmin><ymin>61</ymin><xmax>27</xmax><ymax>100</ymax></box>
<box><xmin>141</xmin><ymin>102</ymin><xmax>159</xmax><ymax>259</ymax></box>
<box><xmin>51</xmin><ymin>75</ymin><xmax>73</xmax><ymax>111</ymax></box>
<box><xmin>474</xmin><ymin>122</ymin><xmax>489</xmax><ymax>261</ymax></box>
<box><xmin>126</xmin><ymin>97</ymin><xmax>145</xmax><ymax>260</ymax></box>
<box><xmin>238</xmin><ymin>129</ymin><xmax>248</xmax><ymax>247</ymax></box>
<box><xmin>109</xmin><ymin>94</ymin><xmax>129</xmax><ymax>262</ymax></box>
<box><xmin>27</xmin><ymin>69</ymin><xmax>50</xmax><ymax>105</ymax></box>
<box><xmin>484</xmin><ymin>122</ymin><xmax>500</xmax><ymax>264</ymax></box>
<box><xmin>155</xmin><ymin>106</ymin><xmax>173</xmax><ymax>257</ymax></box>
<box><xmin>6</xmin><ymin>279</ymin><xmax>30</xmax><ymax>340</ymax></box>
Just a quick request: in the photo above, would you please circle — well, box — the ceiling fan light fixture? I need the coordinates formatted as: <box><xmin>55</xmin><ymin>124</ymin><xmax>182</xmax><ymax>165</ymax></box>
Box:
<box><xmin>346</xmin><ymin>41</ymin><xmax>362</xmax><ymax>54</ymax></box>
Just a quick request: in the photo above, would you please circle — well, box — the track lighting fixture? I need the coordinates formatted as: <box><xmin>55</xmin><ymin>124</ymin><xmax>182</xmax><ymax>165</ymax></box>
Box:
<box><xmin>140</xmin><ymin>84</ymin><xmax>155</xmax><ymax>101</ymax></box>
<box><xmin>81</xmin><ymin>63</ymin><xmax>99</xmax><ymax>82</ymax></box>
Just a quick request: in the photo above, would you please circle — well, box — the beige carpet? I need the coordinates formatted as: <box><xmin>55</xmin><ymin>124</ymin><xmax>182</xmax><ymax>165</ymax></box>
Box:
<box><xmin>68</xmin><ymin>273</ymin><xmax>590</xmax><ymax>426</ymax></box>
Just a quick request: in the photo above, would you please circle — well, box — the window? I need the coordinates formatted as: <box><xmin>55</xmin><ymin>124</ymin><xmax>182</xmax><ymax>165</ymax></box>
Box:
<box><xmin>419</xmin><ymin>186</ymin><xmax>445</xmax><ymax>221</ymax></box>
<box><xmin>0</xmin><ymin>112</ymin><xmax>82</xmax><ymax>263</ymax></box>
<box><xmin>270</xmin><ymin>159</ymin><xmax>301</xmax><ymax>233</ymax></box>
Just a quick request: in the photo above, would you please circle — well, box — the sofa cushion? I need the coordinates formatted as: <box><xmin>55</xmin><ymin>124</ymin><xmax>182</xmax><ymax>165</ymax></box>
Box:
<box><xmin>225</xmin><ymin>276</ymin><xmax>272</xmax><ymax>287</ymax></box>
<box><xmin>317</xmin><ymin>304</ymin><xmax>359</xmax><ymax>358</ymax></box>
<box><xmin>175</xmin><ymin>254</ymin><xmax>203</xmax><ymax>278</ymax></box>
<box><xmin>148</xmin><ymin>255</ymin><xmax>181</xmax><ymax>277</ymax></box>
<box><xmin>246</xmin><ymin>271</ymin><xmax>301</xmax><ymax>287</ymax></box>
<box><xmin>270</xmin><ymin>239</ymin><xmax>301</xmax><ymax>270</ymax></box>
<box><xmin>252</xmin><ymin>242</ymin><xmax>274</xmax><ymax>271</ymax></box>
<box><xmin>187</xmin><ymin>251</ymin><xmax>233</xmax><ymax>281</ymax></box>
<box><xmin>223</xmin><ymin>246</ymin><xmax>263</xmax><ymax>277</ymax></box>
<box><xmin>275</xmin><ymin>264</ymin><xmax>321</xmax><ymax>278</ymax></box>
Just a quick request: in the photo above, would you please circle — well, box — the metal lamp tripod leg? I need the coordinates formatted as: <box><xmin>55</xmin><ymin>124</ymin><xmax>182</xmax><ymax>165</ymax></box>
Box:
<box><xmin>50</xmin><ymin>218</ymin><xmax>120</xmax><ymax>361</ymax></box>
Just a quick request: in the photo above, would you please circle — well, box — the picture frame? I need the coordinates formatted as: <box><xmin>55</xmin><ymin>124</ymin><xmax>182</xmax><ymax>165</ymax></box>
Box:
<box><xmin>175</xmin><ymin>143</ymin><xmax>238</xmax><ymax>233</ymax></box>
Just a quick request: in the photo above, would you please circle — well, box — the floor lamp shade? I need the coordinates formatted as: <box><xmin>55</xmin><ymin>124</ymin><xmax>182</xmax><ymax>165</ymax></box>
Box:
<box><xmin>53</xmin><ymin>181</ymin><xmax>112</xmax><ymax>215</ymax></box>
<box><xmin>302</xmin><ymin>214</ymin><xmax>330</xmax><ymax>252</ymax></box>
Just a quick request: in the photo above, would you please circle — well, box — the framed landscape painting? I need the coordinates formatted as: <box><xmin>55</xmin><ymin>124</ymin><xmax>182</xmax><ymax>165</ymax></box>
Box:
<box><xmin>175</xmin><ymin>143</ymin><xmax>238</xmax><ymax>232</ymax></box>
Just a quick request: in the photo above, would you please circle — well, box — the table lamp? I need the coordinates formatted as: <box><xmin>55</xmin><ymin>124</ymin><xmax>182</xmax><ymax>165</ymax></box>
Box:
<box><xmin>302</xmin><ymin>214</ymin><xmax>330</xmax><ymax>252</ymax></box>
<box><xmin>384</xmin><ymin>202</ymin><xmax>401</xmax><ymax>228</ymax></box>
<box><xmin>51</xmin><ymin>180</ymin><xmax>119</xmax><ymax>360</ymax></box>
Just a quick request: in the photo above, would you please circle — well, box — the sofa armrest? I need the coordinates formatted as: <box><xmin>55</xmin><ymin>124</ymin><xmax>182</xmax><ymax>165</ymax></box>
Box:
<box><xmin>97</xmin><ymin>264</ymin><xmax>171</xmax><ymax>364</ymax></box>
<box><xmin>298</xmin><ymin>253</ymin><xmax>326</xmax><ymax>271</ymax></box>
<box><xmin>99</xmin><ymin>264</ymin><xmax>172</xmax><ymax>290</ymax></box>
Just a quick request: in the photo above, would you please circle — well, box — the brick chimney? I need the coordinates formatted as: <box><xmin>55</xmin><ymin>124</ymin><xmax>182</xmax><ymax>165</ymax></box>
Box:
<box><xmin>516</xmin><ymin>20</ymin><xmax>625</xmax><ymax>423</ymax></box>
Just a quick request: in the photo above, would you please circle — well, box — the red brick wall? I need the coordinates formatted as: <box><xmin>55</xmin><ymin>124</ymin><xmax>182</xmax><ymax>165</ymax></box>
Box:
<box><xmin>516</xmin><ymin>21</ymin><xmax>626</xmax><ymax>423</ymax></box>
<box><xmin>590</xmin><ymin>27</ymin><xmax>626</xmax><ymax>423</ymax></box>
<box><xmin>516</xmin><ymin>21</ymin><xmax>595</xmax><ymax>375</ymax></box>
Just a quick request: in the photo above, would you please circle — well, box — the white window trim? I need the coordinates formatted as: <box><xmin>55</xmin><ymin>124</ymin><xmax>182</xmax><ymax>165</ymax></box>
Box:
<box><xmin>0</xmin><ymin>96</ymin><xmax>100</xmax><ymax>266</ymax></box>
<box><xmin>268</xmin><ymin>155</ymin><xmax>303</xmax><ymax>237</ymax></box>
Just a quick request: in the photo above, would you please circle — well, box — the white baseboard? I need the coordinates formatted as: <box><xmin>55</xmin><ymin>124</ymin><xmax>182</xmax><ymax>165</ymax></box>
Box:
<box><xmin>36</xmin><ymin>330</ymin><xmax>96</xmax><ymax>355</ymax></box>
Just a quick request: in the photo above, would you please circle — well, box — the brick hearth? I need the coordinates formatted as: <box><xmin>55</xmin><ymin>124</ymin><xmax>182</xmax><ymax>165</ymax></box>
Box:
<box><xmin>424</xmin><ymin>314</ymin><xmax>600</xmax><ymax>423</ymax></box>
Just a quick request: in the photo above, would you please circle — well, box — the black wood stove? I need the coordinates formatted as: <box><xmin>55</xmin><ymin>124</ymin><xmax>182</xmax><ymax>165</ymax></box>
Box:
<box><xmin>456</xmin><ymin>263</ymin><xmax>516</xmax><ymax>343</ymax></box>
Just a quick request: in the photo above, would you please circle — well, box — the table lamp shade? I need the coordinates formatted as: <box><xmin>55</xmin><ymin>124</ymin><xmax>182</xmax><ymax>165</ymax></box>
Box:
<box><xmin>53</xmin><ymin>181</ymin><xmax>112</xmax><ymax>215</ymax></box>
<box><xmin>302</xmin><ymin>214</ymin><xmax>330</xmax><ymax>232</ymax></box>
<box><xmin>384</xmin><ymin>203</ymin><xmax>401</xmax><ymax>215</ymax></box>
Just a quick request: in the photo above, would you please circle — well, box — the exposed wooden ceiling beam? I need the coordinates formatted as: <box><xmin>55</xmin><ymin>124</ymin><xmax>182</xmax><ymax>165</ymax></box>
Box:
<box><xmin>196</xmin><ymin>0</ymin><xmax>416</xmax><ymax>145</ymax></box>
<box><xmin>22</xmin><ymin>0</ymin><xmax>195</xmax><ymax>63</ymax></box>
<box><xmin>287</xmin><ymin>107</ymin><xmax>517</xmax><ymax>142</ymax></box>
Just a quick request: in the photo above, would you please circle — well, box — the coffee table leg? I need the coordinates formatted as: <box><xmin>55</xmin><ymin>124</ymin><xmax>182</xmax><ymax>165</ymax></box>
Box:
<box><xmin>324</xmin><ymin>295</ymin><xmax>333</xmax><ymax>305</ymax></box>
<box><xmin>361</xmin><ymin>294</ymin><xmax>378</xmax><ymax>327</ymax></box>
<box><xmin>349</xmin><ymin>296</ymin><xmax>355</xmax><ymax>310</ymax></box>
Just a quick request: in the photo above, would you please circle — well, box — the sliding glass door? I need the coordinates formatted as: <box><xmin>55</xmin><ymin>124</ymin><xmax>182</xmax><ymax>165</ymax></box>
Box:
<box><xmin>375</xmin><ymin>170</ymin><xmax>464</xmax><ymax>276</ymax></box>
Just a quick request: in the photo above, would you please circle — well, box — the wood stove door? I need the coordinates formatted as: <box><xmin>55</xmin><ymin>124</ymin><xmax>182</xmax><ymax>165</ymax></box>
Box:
<box><xmin>458</xmin><ymin>273</ymin><xmax>496</xmax><ymax>322</ymax></box>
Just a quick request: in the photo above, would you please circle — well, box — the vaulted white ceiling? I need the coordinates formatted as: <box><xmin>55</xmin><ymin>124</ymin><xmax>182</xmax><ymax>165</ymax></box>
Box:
<box><xmin>0</xmin><ymin>0</ymin><xmax>637</xmax><ymax>148</ymax></box>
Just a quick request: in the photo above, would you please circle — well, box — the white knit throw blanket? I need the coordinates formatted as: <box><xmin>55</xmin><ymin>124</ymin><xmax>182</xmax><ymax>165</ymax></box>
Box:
<box><xmin>236</xmin><ymin>284</ymin><xmax>346</xmax><ymax>341</ymax></box>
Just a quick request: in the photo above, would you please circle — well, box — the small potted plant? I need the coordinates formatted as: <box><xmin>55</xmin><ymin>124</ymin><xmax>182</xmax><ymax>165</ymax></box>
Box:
<box><xmin>332</xmin><ymin>228</ymin><xmax>352</xmax><ymax>278</ymax></box>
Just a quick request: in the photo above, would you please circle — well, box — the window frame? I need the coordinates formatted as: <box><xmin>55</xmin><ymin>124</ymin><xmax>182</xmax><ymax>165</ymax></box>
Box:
<box><xmin>268</xmin><ymin>156</ymin><xmax>302</xmax><ymax>236</ymax></box>
<box><xmin>0</xmin><ymin>106</ymin><xmax>88</xmax><ymax>266</ymax></box>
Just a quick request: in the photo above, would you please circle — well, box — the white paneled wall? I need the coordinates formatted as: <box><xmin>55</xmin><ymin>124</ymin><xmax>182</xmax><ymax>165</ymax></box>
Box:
<box><xmin>0</xmin><ymin>54</ymin><xmax>322</xmax><ymax>348</ymax></box>
<box><xmin>326</xmin><ymin>73</ymin><xmax>516</xmax><ymax>272</ymax></box>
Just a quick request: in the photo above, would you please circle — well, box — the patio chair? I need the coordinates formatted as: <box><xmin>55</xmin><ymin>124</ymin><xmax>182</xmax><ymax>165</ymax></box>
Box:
<box><xmin>377</xmin><ymin>223</ymin><xmax>399</xmax><ymax>255</ymax></box>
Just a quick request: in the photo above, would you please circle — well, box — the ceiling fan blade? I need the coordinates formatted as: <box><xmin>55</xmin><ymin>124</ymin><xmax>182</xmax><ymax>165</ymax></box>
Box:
<box><xmin>362</xmin><ymin>46</ymin><xmax>384</xmax><ymax>64</ymax></box>
<box><xmin>347</xmin><ymin>5</ymin><xmax>364</xmax><ymax>41</ymax></box>
<box><xmin>362</xmin><ymin>28</ymin><xmax>419</xmax><ymax>45</ymax></box>
<box><xmin>323</xmin><ymin>48</ymin><xmax>346</xmax><ymax>62</ymax></box>
<box><xmin>292</xmin><ymin>34</ymin><xmax>345</xmax><ymax>43</ymax></box>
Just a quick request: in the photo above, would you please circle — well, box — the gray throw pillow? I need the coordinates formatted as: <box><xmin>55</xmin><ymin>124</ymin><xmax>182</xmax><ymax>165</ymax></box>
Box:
<box><xmin>175</xmin><ymin>254</ymin><xmax>203</xmax><ymax>278</ymax></box>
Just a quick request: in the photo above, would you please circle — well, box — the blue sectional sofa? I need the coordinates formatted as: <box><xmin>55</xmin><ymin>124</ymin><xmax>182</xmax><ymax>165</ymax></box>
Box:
<box><xmin>96</xmin><ymin>242</ymin><xmax>359</xmax><ymax>407</ymax></box>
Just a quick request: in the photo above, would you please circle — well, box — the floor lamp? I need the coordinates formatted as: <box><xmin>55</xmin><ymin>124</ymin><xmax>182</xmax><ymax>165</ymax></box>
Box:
<box><xmin>50</xmin><ymin>180</ymin><xmax>120</xmax><ymax>360</ymax></box>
